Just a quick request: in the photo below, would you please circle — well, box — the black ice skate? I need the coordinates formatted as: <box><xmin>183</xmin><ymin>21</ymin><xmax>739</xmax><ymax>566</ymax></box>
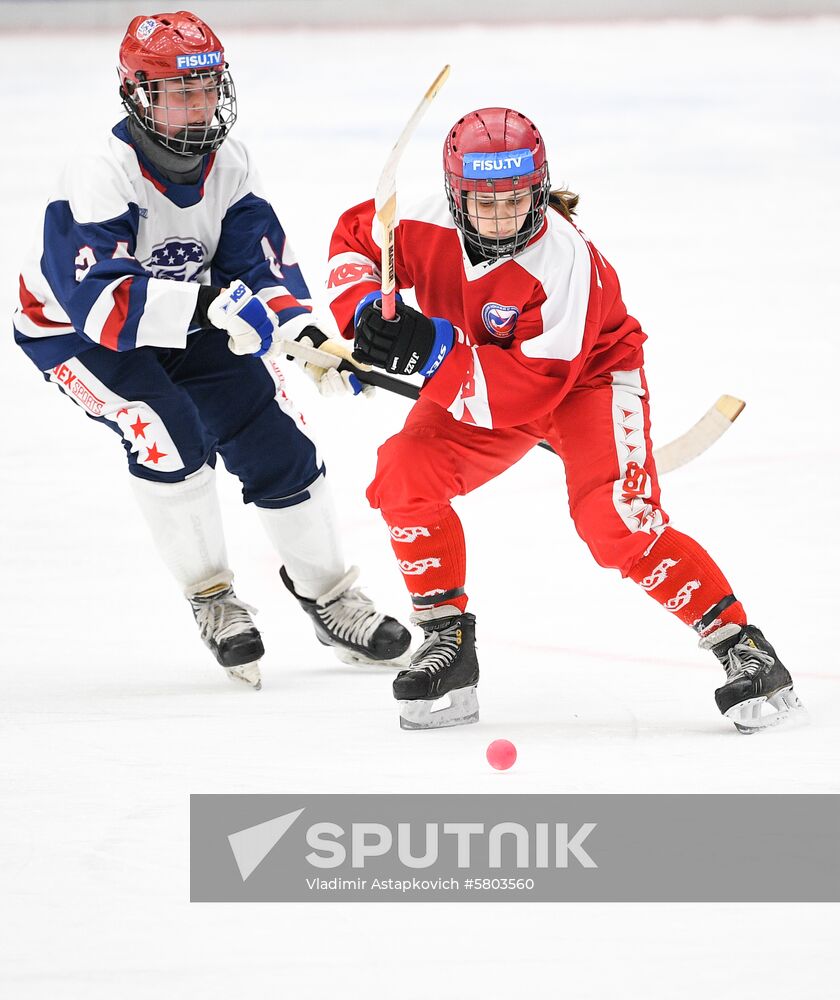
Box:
<box><xmin>281</xmin><ymin>566</ymin><xmax>411</xmax><ymax>666</ymax></box>
<box><xmin>188</xmin><ymin>581</ymin><xmax>264</xmax><ymax>689</ymax></box>
<box><xmin>394</xmin><ymin>609</ymin><xmax>479</xmax><ymax>730</ymax></box>
<box><xmin>699</xmin><ymin>623</ymin><xmax>806</xmax><ymax>733</ymax></box>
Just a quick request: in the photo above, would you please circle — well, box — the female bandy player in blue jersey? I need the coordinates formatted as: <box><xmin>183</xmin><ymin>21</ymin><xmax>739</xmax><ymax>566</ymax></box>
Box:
<box><xmin>12</xmin><ymin>11</ymin><xmax>410</xmax><ymax>689</ymax></box>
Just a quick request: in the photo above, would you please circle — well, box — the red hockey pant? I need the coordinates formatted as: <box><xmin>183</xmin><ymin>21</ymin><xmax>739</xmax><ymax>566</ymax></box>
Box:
<box><xmin>367</xmin><ymin>368</ymin><xmax>745</xmax><ymax>633</ymax></box>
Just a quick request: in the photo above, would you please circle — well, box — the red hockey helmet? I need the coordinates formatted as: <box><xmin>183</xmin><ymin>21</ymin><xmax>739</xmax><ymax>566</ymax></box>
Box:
<box><xmin>443</xmin><ymin>108</ymin><xmax>550</xmax><ymax>260</ymax></box>
<box><xmin>118</xmin><ymin>11</ymin><xmax>237</xmax><ymax>156</ymax></box>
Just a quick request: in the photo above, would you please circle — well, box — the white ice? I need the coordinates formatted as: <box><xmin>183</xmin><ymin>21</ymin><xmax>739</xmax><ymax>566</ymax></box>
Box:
<box><xmin>1</xmin><ymin>16</ymin><xmax>838</xmax><ymax>999</ymax></box>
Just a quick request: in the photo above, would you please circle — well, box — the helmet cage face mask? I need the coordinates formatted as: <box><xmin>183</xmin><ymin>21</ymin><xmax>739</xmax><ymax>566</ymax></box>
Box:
<box><xmin>120</xmin><ymin>66</ymin><xmax>237</xmax><ymax>157</ymax></box>
<box><xmin>445</xmin><ymin>162</ymin><xmax>550</xmax><ymax>262</ymax></box>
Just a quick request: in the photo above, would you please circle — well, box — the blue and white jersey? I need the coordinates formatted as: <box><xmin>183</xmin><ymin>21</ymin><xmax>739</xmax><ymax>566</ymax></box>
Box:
<box><xmin>14</xmin><ymin>118</ymin><xmax>314</xmax><ymax>370</ymax></box>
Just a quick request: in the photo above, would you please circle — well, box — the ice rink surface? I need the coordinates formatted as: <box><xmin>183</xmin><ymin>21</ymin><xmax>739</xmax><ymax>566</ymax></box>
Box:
<box><xmin>1</xmin><ymin>14</ymin><xmax>838</xmax><ymax>998</ymax></box>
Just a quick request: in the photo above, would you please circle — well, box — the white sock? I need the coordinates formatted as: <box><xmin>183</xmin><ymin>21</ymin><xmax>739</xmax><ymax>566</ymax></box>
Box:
<box><xmin>130</xmin><ymin>464</ymin><xmax>232</xmax><ymax>595</ymax></box>
<box><xmin>412</xmin><ymin>604</ymin><xmax>463</xmax><ymax>623</ymax></box>
<box><xmin>257</xmin><ymin>473</ymin><xmax>346</xmax><ymax>599</ymax></box>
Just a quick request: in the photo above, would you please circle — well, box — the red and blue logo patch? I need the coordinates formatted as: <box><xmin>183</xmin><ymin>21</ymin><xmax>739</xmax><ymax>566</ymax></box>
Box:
<box><xmin>135</xmin><ymin>18</ymin><xmax>159</xmax><ymax>41</ymax></box>
<box><xmin>481</xmin><ymin>302</ymin><xmax>520</xmax><ymax>340</ymax></box>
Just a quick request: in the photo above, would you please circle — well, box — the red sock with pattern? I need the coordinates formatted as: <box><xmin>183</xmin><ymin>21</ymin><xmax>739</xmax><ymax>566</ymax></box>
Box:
<box><xmin>384</xmin><ymin>507</ymin><xmax>468</xmax><ymax>613</ymax></box>
<box><xmin>628</xmin><ymin>527</ymin><xmax>747</xmax><ymax>636</ymax></box>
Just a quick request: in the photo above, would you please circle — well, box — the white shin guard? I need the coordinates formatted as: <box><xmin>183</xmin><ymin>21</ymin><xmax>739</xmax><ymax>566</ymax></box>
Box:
<box><xmin>130</xmin><ymin>464</ymin><xmax>232</xmax><ymax>596</ymax></box>
<box><xmin>257</xmin><ymin>473</ymin><xmax>346</xmax><ymax>599</ymax></box>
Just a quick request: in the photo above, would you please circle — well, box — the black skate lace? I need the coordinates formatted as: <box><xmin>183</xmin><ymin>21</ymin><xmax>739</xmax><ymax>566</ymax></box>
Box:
<box><xmin>724</xmin><ymin>641</ymin><xmax>775</xmax><ymax>681</ymax></box>
<box><xmin>191</xmin><ymin>590</ymin><xmax>257</xmax><ymax>644</ymax></box>
<box><xmin>318</xmin><ymin>588</ymin><xmax>384</xmax><ymax>646</ymax></box>
<box><xmin>410</xmin><ymin>625</ymin><xmax>460</xmax><ymax>676</ymax></box>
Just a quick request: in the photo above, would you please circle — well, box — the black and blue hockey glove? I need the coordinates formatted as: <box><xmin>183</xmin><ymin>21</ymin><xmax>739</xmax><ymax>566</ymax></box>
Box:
<box><xmin>353</xmin><ymin>292</ymin><xmax>453</xmax><ymax>378</ymax></box>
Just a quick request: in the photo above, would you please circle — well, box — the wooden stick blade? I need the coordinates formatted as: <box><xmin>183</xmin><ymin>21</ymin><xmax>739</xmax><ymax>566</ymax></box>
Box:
<box><xmin>374</xmin><ymin>64</ymin><xmax>450</xmax><ymax>322</ymax></box>
<box><xmin>424</xmin><ymin>64</ymin><xmax>451</xmax><ymax>101</ymax></box>
<box><xmin>653</xmin><ymin>395</ymin><xmax>745</xmax><ymax>474</ymax></box>
<box><xmin>715</xmin><ymin>394</ymin><xmax>746</xmax><ymax>422</ymax></box>
<box><xmin>374</xmin><ymin>64</ymin><xmax>450</xmax><ymax>213</ymax></box>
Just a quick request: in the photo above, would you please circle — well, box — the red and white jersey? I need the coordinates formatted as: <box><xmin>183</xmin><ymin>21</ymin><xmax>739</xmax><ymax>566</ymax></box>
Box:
<box><xmin>327</xmin><ymin>193</ymin><xmax>646</xmax><ymax>430</ymax></box>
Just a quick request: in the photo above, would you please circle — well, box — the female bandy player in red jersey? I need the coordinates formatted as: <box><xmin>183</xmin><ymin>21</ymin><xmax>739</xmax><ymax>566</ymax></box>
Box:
<box><xmin>12</xmin><ymin>12</ymin><xmax>409</xmax><ymax>690</ymax></box>
<box><xmin>328</xmin><ymin>106</ymin><xmax>805</xmax><ymax>732</ymax></box>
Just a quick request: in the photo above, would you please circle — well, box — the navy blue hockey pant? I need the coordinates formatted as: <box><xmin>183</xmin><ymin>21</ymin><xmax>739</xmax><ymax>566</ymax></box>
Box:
<box><xmin>44</xmin><ymin>329</ymin><xmax>322</xmax><ymax>507</ymax></box>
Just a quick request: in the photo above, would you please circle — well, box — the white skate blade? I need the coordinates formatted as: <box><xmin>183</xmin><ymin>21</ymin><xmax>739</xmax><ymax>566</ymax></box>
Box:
<box><xmin>398</xmin><ymin>686</ymin><xmax>479</xmax><ymax>731</ymax></box>
<box><xmin>225</xmin><ymin>662</ymin><xmax>262</xmax><ymax>690</ymax></box>
<box><xmin>725</xmin><ymin>685</ymin><xmax>806</xmax><ymax>734</ymax></box>
<box><xmin>331</xmin><ymin>645</ymin><xmax>411</xmax><ymax>669</ymax></box>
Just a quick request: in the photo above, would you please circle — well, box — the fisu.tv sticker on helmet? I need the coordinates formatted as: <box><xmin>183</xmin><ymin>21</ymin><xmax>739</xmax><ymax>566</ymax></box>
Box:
<box><xmin>136</xmin><ymin>18</ymin><xmax>159</xmax><ymax>41</ymax></box>
<box><xmin>481</xmin><ymin>302</ymin><xmax>520</xmax><ymax>340</ymax></box>
<box><xmin>176</xmin><ymin>51</ymin><xmax>223</xmax><ymax>70</ymax></box>
<box><xmin>463</xmin><ymin>148</ymin><xmax>536</xmax><ymax>179</ymax></box>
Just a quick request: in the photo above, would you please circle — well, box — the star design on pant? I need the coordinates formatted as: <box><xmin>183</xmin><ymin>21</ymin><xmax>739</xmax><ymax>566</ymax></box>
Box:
<box><xmin>630</xmin><ymin>507</ymin><xmax>653</xmax><ymax>529</ymax></box>
<box><xmin>145</xmin><ymin>442</ymin><xmax>167</xmax><ymax>465</ymax></box>
<box><xmin>130</xmin><ymin>415</ymin><xmax>151</xmax><ymax>439</ymax></box>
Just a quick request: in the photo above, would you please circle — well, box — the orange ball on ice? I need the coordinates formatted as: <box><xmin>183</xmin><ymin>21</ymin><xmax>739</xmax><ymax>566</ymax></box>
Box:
<box><xmin>486</xmin><ymin>739</ymin><xmax>517</xmax><ymax>770</ymax></box>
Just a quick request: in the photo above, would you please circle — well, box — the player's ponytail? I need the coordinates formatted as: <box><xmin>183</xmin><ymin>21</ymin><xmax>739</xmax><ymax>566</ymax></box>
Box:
<box><xmin>548</xmin><ymin>188</ymin><xmax>579</xmax><ymax>221</ymax></box>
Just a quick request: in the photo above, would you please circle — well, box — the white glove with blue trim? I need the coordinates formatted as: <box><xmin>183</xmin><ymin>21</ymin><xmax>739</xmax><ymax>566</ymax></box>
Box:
<box><xmin>294</xmin><ymin>327</ymin><xmax>375</xmax><ymax>399</ymax></box>
<box><xmin>207</xmin><ymin>280</ymin><xmax>279</xmax><ymax>358</ymax></box>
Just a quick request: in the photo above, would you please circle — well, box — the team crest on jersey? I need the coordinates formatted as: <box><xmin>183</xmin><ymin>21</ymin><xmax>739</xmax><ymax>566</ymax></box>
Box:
<box><xmin>135</xmin><ymin>18</ymin><xmax>159</xmax><ymax>41</ymax></box>
<box><xmin>143</xmin><ymin>238</ymin><xmax>207</xmax><ymax>281</ymax></box>
<box><xmin>481</xmin><ymin>302</ymin><xmax>520</xmax><ymax>340</ymax></box>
